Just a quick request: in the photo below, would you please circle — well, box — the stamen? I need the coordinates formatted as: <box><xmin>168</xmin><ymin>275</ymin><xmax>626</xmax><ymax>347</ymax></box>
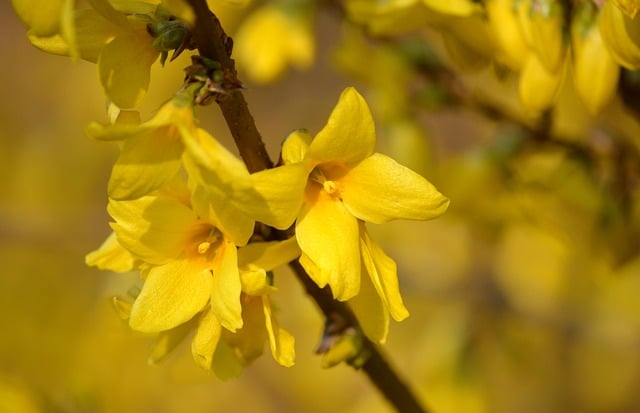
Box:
<box><xmin>323</xmin><ymin>180</ymin><xmax>337</xmax><ymax>194</ymax></box>
<box><xmin>197</xmin><ymin>241</ymin><xmax>211</xmax><ymax>254</ymax></box>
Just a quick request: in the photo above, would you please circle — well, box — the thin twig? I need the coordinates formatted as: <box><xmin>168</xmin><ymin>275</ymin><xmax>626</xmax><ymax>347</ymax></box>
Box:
<box><xmin>184</xmin><ymin>0</ymin><xmax>430</xmax><ymax>411</ymax></box>
<box><xmin>186</xmin><ymin>0</ymin><xmax>271</xmax><ymax>172</ymax></box>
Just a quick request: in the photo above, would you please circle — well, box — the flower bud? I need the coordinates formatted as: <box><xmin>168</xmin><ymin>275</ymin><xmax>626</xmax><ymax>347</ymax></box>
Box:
<box><xmin>518</xmin><ymin>53</ymin><xmax>565</xmax><ymax>113</ymax></box>
<box><xmin>529</xmin><ymin>0</ymin><xmax>566</xmax><ymax>72</ymax></box>
<box><xmin>572</xmin><ymin>2</ymin><xmax>620</xmax><ymax>114</ymax></box>
<box><xmin>485</xmin><ymin>0</ymin><xmax>530</xmax><ymax>70</ymax></box>
<box><xmin>150</xmin><ymin>20</ymin><xmax>189</xmax><ymax>52</ymax></box>
<box><xmin>319</xmin><ymin>328</ymin><xmax>366</xmax><ymax>368</ymax></box>
<box><xmin>599</xmin><ymin>0</ymin><xmax>640</xmax><ymax>70</ymax></box>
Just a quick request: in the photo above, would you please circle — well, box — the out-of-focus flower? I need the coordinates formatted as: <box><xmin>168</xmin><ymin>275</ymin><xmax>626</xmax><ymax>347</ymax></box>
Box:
<box><xmin>234</xmin><ymin>2</ymin><xmax>314</xmax><ymax>84</ymax></box>
<box><xmin>12</xmin><ymin>0</ymin><xmax>74</xmax><ymax>39</ymax></box>
<box><xmin>345</xmin><ymin>0</ymin><xmax>481</xmax><ymax>36</ymax></box>
<box><xmin>21</xmin><ymin>1</ymin><xmax>196</xmax><ymax>108</ymax></box>
<box><xmin>572</xmin><ymin>1</ymin><xmax>620</xmax><ymax>114</ymax></box>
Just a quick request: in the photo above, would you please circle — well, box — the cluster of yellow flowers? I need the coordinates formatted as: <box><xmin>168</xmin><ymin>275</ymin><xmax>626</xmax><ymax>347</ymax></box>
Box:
<box><xmin>344</xmin><ymin>0</ymin><xmax>640</xmax><ymax>115</ymax></box>
<box><xmin>13</xmin><ymin>0</ymin><xmax>448</xmax><ymax>377</ymax></box>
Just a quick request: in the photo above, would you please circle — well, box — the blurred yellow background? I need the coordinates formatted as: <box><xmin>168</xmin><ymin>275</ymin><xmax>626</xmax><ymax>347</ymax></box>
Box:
<box><xmin>3</xmin><ymin>1</ymin><xmax>640</xmax><ymax>413</ymax></box>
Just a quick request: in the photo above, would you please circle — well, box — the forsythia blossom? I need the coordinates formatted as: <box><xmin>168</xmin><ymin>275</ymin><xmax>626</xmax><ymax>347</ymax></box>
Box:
<box><xmin>87</xmin><ymin>179</ymin><xmax>300</xmax><ymax>373</ymax></box>
<box><xmin>85</xmin><ymin>84</ymin><xmax>301</xmax><ymax>373</ymax></box>
<box><xmin>87</xmin><ymin>88</ymin><xmax>200</xmax><ymax>201</ymax></box>
<box><xmin>344</xmin><ymin>0</ymin><xmax>481</xmax><ymax>35</ymax></box>
<box><xmin>234</xmin><ymin>2</ymin><xmax>315</xmax><ymax>84</ymax></box>
<box><xmin>24</xmin><ymin>0</ymin><xmax>190</xmax><ymax>108</ymax></box>
<box><xmin>234</xmin><ymin>87</ymin><xmax>449</xmax><ymax>341</ymax></box>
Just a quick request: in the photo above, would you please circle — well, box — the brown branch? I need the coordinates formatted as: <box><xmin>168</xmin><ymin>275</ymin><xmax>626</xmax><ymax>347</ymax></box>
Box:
<box><xmin>184</xmin><ymin>0</ymin><xmax>430</xmax><ymax>411</ymax></box>
<box><xmin>186</xmin><ymin>0</ymin><xmax>272</xmax><ymax>172</ymax></box>
<box><xmin>289</xmin><ymin>261</ymin><xmax>429</xmax><ymax>413</ymax></box>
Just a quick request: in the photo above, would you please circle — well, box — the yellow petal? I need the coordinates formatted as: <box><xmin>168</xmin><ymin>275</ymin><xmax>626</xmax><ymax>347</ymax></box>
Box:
<box><xmin>13</xmin><ymin>0</ymin><xmax>65</xmax><ymax>36</ymax></box>
<box><xmin>85</xmin><ymin>231</ymin><xmax>137</xmax><ymax>272</ymax></box>
<box><xmin>211</xmin><ymin>241</ymin><xmax>243</xmax><ymax>332</ymax></box>
<box><xmin>305</xmin><ymin>87</ymin><xmax>376</xmax><ymax>166</ymax></box>
<box><xmin>211</xmin><ymin>340</ymin><xmax>244</xmax><ymax>380</ymax></box>
<box><xmin>296</xmin><ymin>183</ymin><xmax>361</xmax><ymax>300</ymax></box>
<box><xmin>360</xmin><ymin>226</ymin><xmax>409</xmax><ymax>322</ymax></box>
<box><xmin>182</xmin><ymin>127</ymin><xmax>247</xmax><ymax>177</ymax></box>
<box><xmin>59</xmin><ymin>0</ymin><xmax>77</xmax><ymax>59</ymax></box>
<box><xmin>221</xmin><ymin>296</ymin><xmax>267</xmax><ymax>365</ymax></box>
<box><xmin>422</xmin><ymin>0</ymin><xmax>479</xmax><ymax>16</ymax></box>
<box><xmin>233</xmin><ymin>163</ymin><xmax>308</xmax><ymax>229</ymax></box>
<box><xmin>281</xmin><ymin>128</ymin><xmax>312</xmax><ymax>165</ymax></box>
<box><xmin>98</xmin><ymin>33</ymin><xmax>158</xmax><ymax>108</ymax></box>
<box><xmin>112</xmin><ymin>296</ymin><xmax>132</xmax><ymax>320</ymax></box>
<box><xmin>344</xmin><ymin>0</ymin><xmax>433</xmax><ymax>36</ymax></box>
<box><xmin>148</xmin><ymin>320</ymin><xmax>194</xmax><ymax>364</ymax></box>
<box><xmin>86</xmin><ymin>122</ymin><xmax>145</xmax><ymax>141</ymax></box>
<box><xmin>349</xmin><ymin>267</ymin><xmax>390</xmax><ymax>344</ymax></box>
<box><xmin>239</xmin><ymin>267</ymin><xmax>275</xmax><ymax>296</ymax></box>
<box><xmin>518</xmin><ymin>53</ymin><xmax>565</xmax><ymax>113</ymax></box>
<box><xmin>189</xmin><ymin>184</ymin><xmax>255</xmax><ymax>247</ymax></box>
<box><xmin>129</xmin><ymin>259</ymin><xmax>213</xmax><ymax>333</ymax></box>
<box><xmin>572</xmin><ymin>14</ymin><xmax>620</xmax><ymax>114</ymax></box>
<box><xmin>108</xmin><ymin>195</ymin><xmax>196</xmax><ymax>265</ymax></box>
<box><xmin>26</xmin><ymin>0</ymin><xmax>96</xmax><ymax>60</ymax></box>
<box><xmin>99</xmin><ymin>89</ymin><xmax>192</xmax><ymax>132</ymax></box>
<box><xmin>191</xmin><ymin>306</ymin><xmax>222</xmax><ymax>370</ymax></box>
<box><xmin>108</xmin><ymin>127</ymin><xmax>183</xmax><ymax>200</ymax></box>
<box><xmin>74</xmin><ymin>7</ymin><xmax>124</xmax><ymax>61</ymax></box>
<box><xmin>339</xmin><ymin>153</ymin><xmax>449</xmax><ymax>224</ymax></box>
<box><xmin>262</xmin><ymin>295</ymin><xmax>295</xmax><ymax>367</ymax></box>
<box><xmin>183</xmin><ymin>128</ymin><xmax>255</xmax><ymax>245</ymax></box>
<box><xmin>27</xmin><ymin>33</ymin><xmax>70</xmax><ymax>58</ymax></box>
<box><xmin>109</xmin><ymin>0</ymin><xmax>157</xmax><ymax>14</ymax></box>
<box><xmin>237</xmin><ymin>237</ymin><xmax>301</xmax><ymax>270</ymax></box>
<box><xmin>113</xmin><ymin>109</ymin><xmax>141</xmax><ymax>125</ymax></box>
<box><xmin>87</xmin><ymin>0</ymin><xmax>129</xmax><ymax>27</ymax></box>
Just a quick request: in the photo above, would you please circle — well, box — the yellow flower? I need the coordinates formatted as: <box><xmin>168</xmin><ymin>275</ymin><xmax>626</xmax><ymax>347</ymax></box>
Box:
<box><xmin>85</xmin><ymin>231</ymin><xmax>138</xmax><ymax>272</ymax></box>
<box><xmin>235</xmin><ymin>87</ymin><xmax>449</xmax><ymax>341</ymax></box>
<box><xmin>87</xmin><ymin>86</ymin><xmax>248</xmax><ymax>207</ymax></box>
<box><xmin>190</xmin><ymin>237</ymin><xmax>299</xmax><ymax>372</ymax></box>
<box><xmin>24</xmin><ymin>1</ymin><xmax>189</xmax><ymax>108</ymax></box>
<box><xmin>107</xmin><ymin>189</ymin><xmax>247</xmax><ymax>335</ymax></box>
<box><xmin>87</xmin><ymin>89</ymin><xmax>196</xmax><ymax>200</ymax></box>
<box><xmin>234</xmin><ymin>3</ymin><xmax>314</xmax><ymax>84</ymax></box>
<box><xmin>12</xmin><ymin>0</ymin><xmax>74</xmax><ymax>38</ymax></box>
<box><xmin>344</xmin><ymin>0</ymin><xmax>481</xmax><ymax>35</ymax></box>
<box><xmin>230</xmin><ymin>238</ymin><xmax>300</xmax><ymax>368</ymax></box>
<box><xmin>86</xmin><ymin>190</ymin><xmax>299</xmax><ymax>371</ymax></box>
<box><xmin>89</xmin><ymin>181</ymin><xmax>248</xmax><ymax>370</ymax></box>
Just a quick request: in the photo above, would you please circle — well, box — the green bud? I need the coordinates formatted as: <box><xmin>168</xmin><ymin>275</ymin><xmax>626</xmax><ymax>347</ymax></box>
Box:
<box><xmin>320</xmin><ymin>329</ymin><xmax>365</xmax><ymax>368</ymax></box>
<box><xmin>150</xmin><ymin>21</ymin><xmax>189</xmax><ymax>52</ymax></box>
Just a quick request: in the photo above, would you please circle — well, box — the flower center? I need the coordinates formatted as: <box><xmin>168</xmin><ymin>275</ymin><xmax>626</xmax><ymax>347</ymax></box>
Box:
<box><xmin>197</xmin><ymin>241</ymin><xmax>212</xmax><ymax>254</ymax></box>
<box><xmin>310</xmin><ymin>167</ymin><xmax>340</xmax><ymax>198</ymax></box>
<box><xmin>188</xmin><ymin>224</ymin><xmax>222</xmax><ymax>260</ymax></box>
